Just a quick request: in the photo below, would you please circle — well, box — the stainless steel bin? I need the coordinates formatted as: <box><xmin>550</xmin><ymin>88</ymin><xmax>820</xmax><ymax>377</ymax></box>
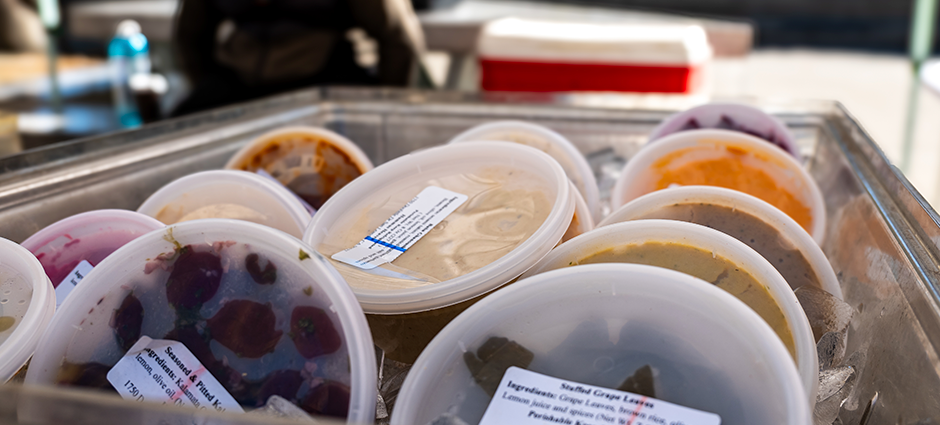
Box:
<box><xmin>1</xmin><ymin>88</ymin><xmax>937</xmax><ymax>424</ymax></box>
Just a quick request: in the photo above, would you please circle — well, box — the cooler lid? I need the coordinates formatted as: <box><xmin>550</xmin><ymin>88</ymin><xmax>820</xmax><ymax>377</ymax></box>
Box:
<box><xmin>478</xmin><ymin>18</ymin><xmax>713</xmax><ymax>66</ymax></box>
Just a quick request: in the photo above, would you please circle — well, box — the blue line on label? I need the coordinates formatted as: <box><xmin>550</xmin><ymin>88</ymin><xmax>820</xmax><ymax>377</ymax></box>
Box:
<box><xmin>364</xmin><ymin>236</ymin><xmax>406</xmax><ymax>252</ymax></box>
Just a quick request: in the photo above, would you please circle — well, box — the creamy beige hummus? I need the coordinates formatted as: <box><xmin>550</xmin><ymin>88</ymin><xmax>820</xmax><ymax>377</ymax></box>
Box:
<box><xmin>156</xmin><ymin>203</ymin><xmax>268</xmax><ymax>224</ymax></box>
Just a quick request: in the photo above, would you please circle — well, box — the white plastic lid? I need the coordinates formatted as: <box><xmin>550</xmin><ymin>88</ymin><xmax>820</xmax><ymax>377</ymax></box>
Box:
<box><xmin>303</xmin><ymin>142</ymin><xmax>574</xmax><ymax>314</ymax></box>
<box><xmin>611</xmin><ymin>129</ymin><xmax>826</xmax><ymax>242</ymax></box>
<box><xmin>0</xmin><ymin>237</ymin><xmax>55</xmax><ymax>382</ymax></box>
<box><xmin>478</xmin><ymin>18</ymin><xmax>712</xmax><ymax>66</ymax></box>
<box><xmin>599</xmin><ymin>185</ymin><xmax>841</xmax><ymax>298</ymax></box>
<box><xmin>137</xmin><ymin>170</ymin><xmax>311</xmax><ymax>238</ymax></box>
<box><xmin>448</xmin><ymin>120</ymin><xmax>601</xmax><ymax>223</ymax></box>
<box><xmin>521</xmin><ymin>220</ymin><xmax>818</xmax><ymax>402</ymax></box>
<box><xmin>648</xmin><ymin>102</ymin><xmax>800</xmax><ymax>160</ymax></box>
<box><xmin>392</xmin><ymin>263</ymin><xmax>810</xmax><ymax>425</ymax></box>
<box><xmin>25</xmin><ymin>220</ymin><xmax>376</xmax><ymax>422</ymax></box>
<box><xmin>21</xmin><ymin>209</ymin><xmax>165</xmax><ymax>289</ymax></box>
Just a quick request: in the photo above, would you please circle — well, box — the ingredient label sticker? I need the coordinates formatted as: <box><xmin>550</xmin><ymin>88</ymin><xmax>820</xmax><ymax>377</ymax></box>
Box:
<box><xmin>332</xmin><ymin>186</ymin><xmax>468</xmax><ymax>270</ymax></box>
<box><xmin>55</xmin><ymin>260</ymin><xmax>93</xmax><ymax>307</ymax></box>
<box><xmin>479</xmin><ymin>367</ymin><xmax>721</xmax><ymax>425</ymax></box>
<box><xmin>106</xmin><ymin>336</ymin><xmax>244</xmax><ymax>413</ymax></box>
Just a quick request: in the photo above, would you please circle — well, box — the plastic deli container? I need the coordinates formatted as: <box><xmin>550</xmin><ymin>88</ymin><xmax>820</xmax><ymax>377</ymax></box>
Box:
<box><xmin>225</xmin><ymin>126</ymin><xmax>374</xmax><ymax>211</ymax></box>
<box><xmin>137</xmin><ymin>170</ymin><xmax>311</xmax><ymax>238</ymax></box>
<box><xmin>521</xmin><ymin>220</ymin><xmax>818</xmax><ymax>401</ymax></box>
<box><xmin>25</xmin><ymin>220</ymin><xmax>376</xmax><ymax>422</ymax></box>
<box><xmin>304</xmin><ymin>142</ymin><xmax>574</xmax><ymax>363</ymax></box>
<box><xmin>448</xmin><ymin>121</ymin><xmax>601</xmax><ymax>222</ymax></box>
<box><xmin>0</xmin><ymin>237</ymin><xmax>55</xmax><ymax>382</ymax></box>
<box><xmin>561</xmin><ymin>181</ymin><xmax>594</xmax><ymax>243</ymax></box>
<box><xmin>599</xmin><ymin>186</ymin><xmax>839</xmax><ymax>296</ymax></box>
<box><xmin>648</xmin><ymin>102</ymin><xmax>800</xmax><ymax>159</ymax></box>
<box><xmin>392</xmin><ymin>264</ymin><xmax>811</xmax><ymax>425</ymax></box>
<box><xmin>478</xmin><ymin>18</ymin><xmax>712</xmax><ymax>93</ymax></box>
<box><xmin>611</xmin><ymin>129</ymin><xmax>826</xmax><ymax>241</ymax></box>
<box><xmin>21</xmin><ymin>209</ymin><xmax>165</xmax><ymax>305</ymax></box>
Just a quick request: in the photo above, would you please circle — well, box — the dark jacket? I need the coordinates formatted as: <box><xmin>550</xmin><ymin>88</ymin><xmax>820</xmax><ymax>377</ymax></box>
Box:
<box><xmin>172</xmin><ymin>0</ymin><xmax>423</xmax><ymax>115</ymax></box>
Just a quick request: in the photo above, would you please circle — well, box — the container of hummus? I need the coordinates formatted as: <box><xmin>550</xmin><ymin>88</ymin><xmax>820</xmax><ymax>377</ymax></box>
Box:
<box><xmin>303</xmin><ymin>142</ymin><xmax>574</xmax><ymax>363</ymax></box>
<box><xmin>225</xmin><ymin>126</ymin><xmax>374</xmax><ymax>211</ymax></box>
<box><xmin>521</xmin><ymin>219</ymin><xmax>818</xmax><ymax>401</ymax></box>
<box><xmin>648</xmin><ymin>102</ymin><xmax>800</xmax><ymax>160</ymax></box>
<box><xmin>392</xmin><ymin>263</ymin><xmax>811</xmax><ymax>425</ymax></box>
<box><xmin>21</xmin><ymin>210</ymin><xmax>165</xmax><ymax>307</ymax></box>
<box><xmin>25</xmin><ymin>220</ymin><xmax>376</xmax><ymax>422</ymax></box>
<box><xmin>448</xmin><ymin>120</ymin><xmax>601</xmax><ymax>222</ymax></box>
<box><xmin>137</xmin><ymin>170</ymin><xmax>311</xmax><ymax>238</ymax></box>
<box><xmin>0</xmin><ymin>237</ymin><xmax>54</xmax><ymax>382</ymax></box>
<box><xmin>600</xmin><ymin>186</ymin><xmax>839</xmax><ymax>296</ymax></box>
<box><xmin>611</xmin><ymin>129</ymin><xmax>825</xmax><ymax>240</ymax></box>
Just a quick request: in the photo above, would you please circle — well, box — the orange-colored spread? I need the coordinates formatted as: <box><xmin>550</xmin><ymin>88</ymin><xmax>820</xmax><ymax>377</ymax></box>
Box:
<box><xmin>653</xmin><ymin>147</ymin><xmax>813</xmax><ymax>232</ymax></box>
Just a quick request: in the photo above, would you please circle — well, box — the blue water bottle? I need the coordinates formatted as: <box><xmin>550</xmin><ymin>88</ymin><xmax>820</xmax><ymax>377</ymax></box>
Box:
<box><xmin>108</xmin><ymin>20</ymin><xmax>151</xmax><ymax>128</ymax></box>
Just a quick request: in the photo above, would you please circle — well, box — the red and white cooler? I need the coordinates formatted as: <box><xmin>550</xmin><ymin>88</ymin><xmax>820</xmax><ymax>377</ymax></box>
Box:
<box><xmin>477</xmin><ymin>18</ymin><xmax>712</xmax><ymax>93</ymax></box>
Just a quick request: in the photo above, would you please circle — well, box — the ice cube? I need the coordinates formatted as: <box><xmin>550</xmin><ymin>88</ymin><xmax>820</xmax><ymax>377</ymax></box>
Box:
<box><xmin>250</xmin><ymin>395</ymin><xmax>317</xmax><ymax>422</ymax></box>
<box><xmin>427</xmin><ymin>413</ymin><xmax>470</xmax><ymax>425</ymax></box>
<box><xmin>795</xmin><ymin>286</ymin><xmax>854</xmax><ymax>341</ymax></box>
<box><xmin>377</xmin><ymin>346</ymin><xmax>412</xmax><ymax>420</ymax></box>
<box><xmin>817</xmin><ymin>331</ymin><xmax>847</xmax><ymax>370</ymax></box>
<box><xmin>813</xmin><ymin>365</ymin><xmax>856</xmax><ymax>425</ymax></box>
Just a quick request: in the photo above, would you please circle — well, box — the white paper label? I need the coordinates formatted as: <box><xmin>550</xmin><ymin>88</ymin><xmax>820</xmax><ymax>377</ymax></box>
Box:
<box><xmin>106</xmin><ymin>336</ymin><xmax>244</xmax><ymax>413</ymax></box>
<box><xmin>55</xmin><ymin>260</ymin><xmax>93</xmax><ymax>307</ymax></box>
<box><xmin>479</xmin><ymin>367</ymin><xmax>721</xmax><ymax>425</ymax></box>
<box><xmin>331</xmin><ymin>186</ymin><xmax>468</xmax><ymax>270</ymax></box>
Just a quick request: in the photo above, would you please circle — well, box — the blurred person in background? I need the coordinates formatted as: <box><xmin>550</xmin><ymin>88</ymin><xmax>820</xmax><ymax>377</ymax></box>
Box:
<box><xmin>172</xmin><ymin>0</ymin><xmax>424</xmax><ymax>116</ymax></box>
<box><xmin>0</xmin><ymin>0</ymin><xmax>46</xmax><ymax>52</ymax></box>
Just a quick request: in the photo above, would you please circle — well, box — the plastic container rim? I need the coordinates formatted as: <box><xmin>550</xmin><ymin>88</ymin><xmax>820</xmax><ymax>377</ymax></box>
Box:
<box><xmin>599</xmin><ymin>185</ymin><xmax>841</xmax><ymax>299</ymax></box>
<box><xmin>224</xmin><ymin>126</ymin><xmax>375</xmax><ymax>173</ymax></box>
<box><xmin>647</xmin><ymin>102</ymin><xmax>800</xmax><ymax>159</ymax></box>
<box><xmin>0</xmin><ymin>237</ymin><xmax>55</xmax><ymax>382</ymax></box>
<box><xmin>611</xmin><ymin>128</ymin><xmax>827</xmax><ymax>244</ymax></box>
<box><xmin>20</xmin><ymin>209</ymin><xmax>166</xmax><ymax>255</ymax></box>
<box><xmin>136</xmin><ymin>170</ymin><xmax>311</xmax><ymax>237</ymax></box>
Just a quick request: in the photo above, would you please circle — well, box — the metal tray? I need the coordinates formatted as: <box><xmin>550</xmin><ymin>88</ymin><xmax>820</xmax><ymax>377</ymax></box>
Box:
<box><xmin>1</xmin><ymin>87</ymin><xmax>938</xmax><ymax>424</ymax></box>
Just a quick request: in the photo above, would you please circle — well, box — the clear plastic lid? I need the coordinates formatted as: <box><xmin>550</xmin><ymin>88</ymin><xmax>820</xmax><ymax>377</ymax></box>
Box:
<box><xmin>225</xmin><ymin>127</ymin><xmax>374</xmax><ymax>211</ymax></box>
<box><xmin>0</xmin><ymin>237</ymin><xmax>55</xmax><ymax>382</ymax></box>
<box><xmin>392</xmin><ymin>263</ymin><xmax>810</xmax><ymax>425</ymax></box>
<box><xmin>137</xmin><ymin>170</ymin><xmax>310</xmax><ymax>238</ymax></box>
<box><xmin>304</xmin><ymin>142</ymin><xmax>573</xmax><ymax>314</ymax></box>
<box><xmin>25</xmin><ymin>220</ymin><xmax>376</xmax><ymax>422</ymax></box>
<box><xmin>21</xmin><ymin>210</ymin><xmax>165</xmax><ymax>290</ymax></box>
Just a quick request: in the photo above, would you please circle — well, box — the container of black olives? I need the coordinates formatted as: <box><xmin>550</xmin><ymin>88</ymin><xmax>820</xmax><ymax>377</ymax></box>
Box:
<box><xmin>23</xmin><ymin>219</ymin><xmax>376</xmax><ymax>423</ymax></box>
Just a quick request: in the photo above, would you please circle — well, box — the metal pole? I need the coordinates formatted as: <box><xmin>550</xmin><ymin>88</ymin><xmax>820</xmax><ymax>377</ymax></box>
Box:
<box><xmin>901</xmin><ymin>0</ymin><xmax>938</xmax><ymax>172</ymax></box>
<box><xmin>36</xmin><ymin>0</ymin><xmax>62</xmax><ymax>113</ymax></box>
<box><xmin>46</xmin><ymin>29</ymin><xmax>61</xmax><ymax>113</ymax></box>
